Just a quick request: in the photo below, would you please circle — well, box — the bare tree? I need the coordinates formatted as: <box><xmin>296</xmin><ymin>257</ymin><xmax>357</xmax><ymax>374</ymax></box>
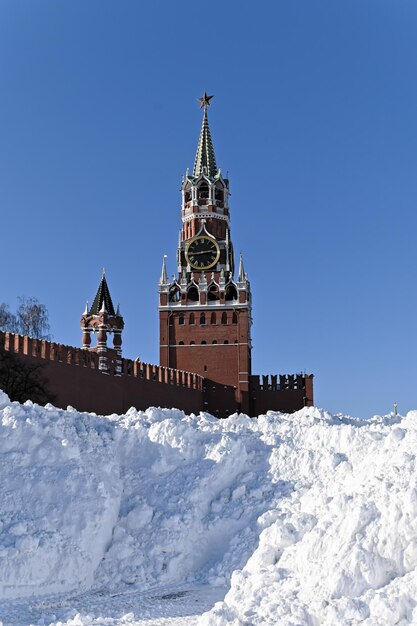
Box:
<box><xmin>0</xmin><ymin>303</ymin><xmax>17</xmax><ymax>333</ymax></box>
<box><xmin>0</xmin><ymin>298</ymin><xmax>51</xmax><ymax>339</ymax></box>
<box><xmin>0</xmin><ymin>346</ymin><xmax>55</xmax><ymax>405</ymax></box>
<box><xmin>0</xmin><ymin>299</ymin><xmax>53</xmax><ymax>405</ymax></box>
<box><xmin>15</xmin><ymin>297</ymin><xmax>51</xmax><ymax>339</ymax></box>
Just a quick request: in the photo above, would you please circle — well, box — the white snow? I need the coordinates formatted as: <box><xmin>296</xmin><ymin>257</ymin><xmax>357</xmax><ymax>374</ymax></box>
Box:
<box><xmin>1</xmin><ymin>391</ymin><xmax>417</xmax><ymax>624</ymax></box>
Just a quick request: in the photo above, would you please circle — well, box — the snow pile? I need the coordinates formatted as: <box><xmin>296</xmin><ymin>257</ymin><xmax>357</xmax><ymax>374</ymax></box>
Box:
<box><xmin>0</xmin><ymin>391</ymin><xmax>121</xmax><ymax>599</ymax></box>
<box><xmin>1</xmin><ymin>391</ymin><xmax>417</xmax><ymax>625</ymax></box>
<box><xmin>0</xmin><ymin>391</ymin><xmax>275</xmax><ymax>603</ymax></box>
<box><xmin>201</xmin><ymin>409</ymin><xmax>417</xmax><ymax>626</ymax></box>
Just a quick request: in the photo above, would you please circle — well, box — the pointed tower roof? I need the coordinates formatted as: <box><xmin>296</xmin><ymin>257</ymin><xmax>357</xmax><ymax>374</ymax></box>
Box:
<box><xmin>238</xmin><ymin>253</ymin><xmax>246</xmax><ymax>283</ymax></box>
<box><xmin>193</xmin><ymin>96</ymin><xmax>217</xmax><ymax>178</ymax></box>
<box><xmin>159</xmin><ymin>255</ymin><xmax>168</xmax><ymax>285</ymax></box>
<box><xmin>89</xmin><ymin>271</ymin><xmax>116</xmax><ymax>316</ymax></box>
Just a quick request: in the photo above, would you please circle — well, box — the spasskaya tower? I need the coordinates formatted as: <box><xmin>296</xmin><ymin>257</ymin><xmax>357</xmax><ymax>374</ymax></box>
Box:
<box><xmin>158</xmin><ymin>93</ymin><xmax>252</xmax><ymax>412</ymax></box>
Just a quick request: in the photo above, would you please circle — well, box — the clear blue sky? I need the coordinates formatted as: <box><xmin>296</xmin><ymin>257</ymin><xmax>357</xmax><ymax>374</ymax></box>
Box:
<box><xmin>1</xmin><ymin>0</ymin><xmax>416</xmax><ymax>418</ymax></box>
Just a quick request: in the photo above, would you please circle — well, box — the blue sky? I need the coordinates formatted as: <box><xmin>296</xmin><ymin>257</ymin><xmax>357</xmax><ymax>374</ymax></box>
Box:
<box><xmin>1</xmin><ymin>0</ymin><xmax>416</xmax><ymax>417</ymax></box>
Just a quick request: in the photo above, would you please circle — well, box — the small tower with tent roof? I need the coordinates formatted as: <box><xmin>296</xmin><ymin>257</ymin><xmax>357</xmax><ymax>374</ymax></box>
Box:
<box><xmin>81</xmin><ymin>270</ymin><xmax>124</xmax><ymax>374</ymax></box>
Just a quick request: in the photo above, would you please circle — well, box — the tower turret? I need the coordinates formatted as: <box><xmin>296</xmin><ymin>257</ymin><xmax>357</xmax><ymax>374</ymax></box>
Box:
<box><xmin>81</xmin><ymin>270</ymin><xmax>124</xmax><ymax>374</ymax></box>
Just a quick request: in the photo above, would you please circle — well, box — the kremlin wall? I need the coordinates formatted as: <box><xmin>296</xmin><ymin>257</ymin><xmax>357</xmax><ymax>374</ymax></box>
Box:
<box><xmin>0</xmin><ymin>330</ymin><xmax>312</xmax><ymax>416</ymax></box>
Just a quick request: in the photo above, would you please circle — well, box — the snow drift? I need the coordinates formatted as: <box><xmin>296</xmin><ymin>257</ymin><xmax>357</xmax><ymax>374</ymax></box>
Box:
<box><xmin>201</xmin><ymin>410</ymin><xmax>417</xmax><ymax>626</ymax></box>
<box><xmin>0</xmin><ymin>390</ymin><xmax>274</xmax><ymax>603</ymax></box>
<box><xmin>1</xmin><ymin>390</ymin><xmax>417</xmax><ymax>625</ymax></box>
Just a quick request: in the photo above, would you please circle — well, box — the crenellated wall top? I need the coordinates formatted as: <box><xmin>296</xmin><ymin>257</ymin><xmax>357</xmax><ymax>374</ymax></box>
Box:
<box><xmin>0</xmin><ymin>331</ymin><xmax>203</xmax><ymax>391</ymax></box>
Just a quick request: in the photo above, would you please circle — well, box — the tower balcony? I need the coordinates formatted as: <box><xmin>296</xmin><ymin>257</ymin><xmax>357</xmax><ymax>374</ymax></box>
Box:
<box><xmin>159</xmin><ymin>298</ymin><xmax>249</xmax><ymax>310</ymax></box>
<box><xmin>182</xmin><ymin>201</ymin><xmax>227</xmax><ymax>217</ymax></box>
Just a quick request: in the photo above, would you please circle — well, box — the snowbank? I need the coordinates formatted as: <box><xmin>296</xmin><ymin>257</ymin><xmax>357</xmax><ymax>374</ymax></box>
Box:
<box><xmin>200</xmin><ymin>409</ymin><xmax>417</xmax><ymax>626</ymax></box>
<box><xmin>0</xmin><ymin>391</ymin><xmax>121</xmax><ymax>599</ymax></box>
<box><xmin>0</xmin><ymin>392</ymin><xmax>274</xmax><ymax>603</ymax></box>
<box><xmin>1</xmin><ymin>391</ymin><xmax>417</xmax><ymax>625</ymax></box>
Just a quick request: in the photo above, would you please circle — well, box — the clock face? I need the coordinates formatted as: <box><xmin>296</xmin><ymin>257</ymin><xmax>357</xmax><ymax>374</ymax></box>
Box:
<box><xmin>185</xmin><ymin>236</ymin><xmax>220</xmax><ymax>270</ymax></box>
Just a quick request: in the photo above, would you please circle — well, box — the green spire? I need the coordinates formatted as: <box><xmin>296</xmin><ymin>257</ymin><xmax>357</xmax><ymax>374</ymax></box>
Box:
<box><xmin>193</xmin><ymin>105</ymin><xmax>217</xmax><ymax>177</ymax></box>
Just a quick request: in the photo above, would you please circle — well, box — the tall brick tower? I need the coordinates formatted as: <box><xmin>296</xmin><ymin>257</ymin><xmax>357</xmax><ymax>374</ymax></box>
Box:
<box><xmin>159</xmin><ymin>94</ymin><xmax>252</xmax><ymax>411</ymax></box>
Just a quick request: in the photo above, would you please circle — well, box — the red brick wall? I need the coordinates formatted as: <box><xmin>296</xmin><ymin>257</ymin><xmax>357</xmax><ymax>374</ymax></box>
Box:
<box><xmin>0</xmin><ymin>332</ymin><xmax>313</xmax><ymax>418</ymax></box>
<box><xmin>0</xmin><ymin>332</ymin><xmax>203</xmax><ymax>415</ymax></box>
<box><xmin>42</xmin><ymin>360</ymin><xmax>204</xmax><ymax>415</ymax></box>
<box><xmin>160</xmin><ymin>308</ymin><xmax>251</xmax><ymax>390</ymax></box>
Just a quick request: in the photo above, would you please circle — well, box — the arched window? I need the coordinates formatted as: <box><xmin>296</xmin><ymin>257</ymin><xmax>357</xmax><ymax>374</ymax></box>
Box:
<box><xmin>208</xmin><ymin>284</ymin><xmax>219</xmax><ymax>301</ymax></box>
<box><xmin>201</xmin><ymin>340</ymin><xmax>207</xmax><ymax>345</ymax></box>
<box><xmin>200</xmin><ymin>313</ymin><xmax>206</xmax><ymax>325</ymax></box>
<box><xmin>232</xmin><ymin>312</ymin><xmax>238</xmax><ymax>325</ymax></box>
<box><xmin>212</xmin><ymin>340</ymin><xmax>217</xmax><ymax>344</ymax></box>
<box><xmin>215</xmin><ymin>184</ymin><xmax>224</xmax><ymax>202</ymax></box>
<box><xmin>221</xmin><ymin>312</ymin><xmax>228</xmax><ymax>325</ymax></box>
<box><xmin>225</xmin><ymin>285</ymin><xmax>238</xmax><ymax>301</ymax></box>
<box><xmin>234</xmin><ymin>339</ymin><xmax>238</xmax><ymax>344</ymax></box>
<box><xmin>190</xmin><ymin>341</ymin><xmax>195</xmax><ymax>345</ymax></box>
<box><xmin>189</xmin><ymin>312</ymin><xmax>195</xmax><ymax>325</ymax></box>
<box><xmin>179</xmin><ymin>315</ymin><xmax>185</xmax><ymax>325</ymax></box>
<box><xmin>184</xmin><ymin>184</ymin><xmax>191</xmax><ymax>203</ymax></box>
<box><xmin>179</xmin><ymin>341</ymin><xmax>184</xmax><ymax>345</ymax></box>
<box><xmin>169</xmin><ymin>286</ymin><xmax>180</xmax><ymax>302</ymax></box>
<box><xmin>198</xmin><ymin>182</ymin><xmax>209</xmax><ymax>199</ymax></box>
<box><xmin>187</xmin><ymin>286</ymin><xmax>199</xmax><ymax>302</ymax></box>
<box><xmin>224</xmin><ymin>339</ymin><xmax>229</xmax><ymax>344</ymax></box>
<box><xmin>210</xmin><ymin>312</ymin><xmax>216</xmax><ymax>325</ymax></box>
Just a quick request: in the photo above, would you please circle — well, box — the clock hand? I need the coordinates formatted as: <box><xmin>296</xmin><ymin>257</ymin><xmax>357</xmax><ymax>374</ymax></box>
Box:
<box><xmin>189</xmin><ymin>250</ymin><xmax>214</xmax><ymax>255</ymax></box>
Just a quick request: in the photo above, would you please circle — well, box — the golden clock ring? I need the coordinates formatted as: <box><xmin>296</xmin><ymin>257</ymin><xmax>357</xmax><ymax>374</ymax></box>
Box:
<box><xmin>185</xmin><ymin>235</ymin><xmax>220</xmax><ymax>270</ymax></box>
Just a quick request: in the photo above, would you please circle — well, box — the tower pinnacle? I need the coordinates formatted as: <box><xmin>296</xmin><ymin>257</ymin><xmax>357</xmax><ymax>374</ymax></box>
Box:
<box><xmin>159</xmin><ymin>255</ymin><xmax>168</xmax><ymax>285</ymax></box>
<box><xmin>193</xmin><ymin>95</ymin><xmax>217</xmax><ymax>177</ymax></box>
<box><xmin>238</xmin><ymin>253</ymin><xmax>246</xmax><ymax>283</ymax></box>
<box><xmin>89</xmin><ymin>272</ymin><xmax>116</xmax><ymax>316</ymax></box>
